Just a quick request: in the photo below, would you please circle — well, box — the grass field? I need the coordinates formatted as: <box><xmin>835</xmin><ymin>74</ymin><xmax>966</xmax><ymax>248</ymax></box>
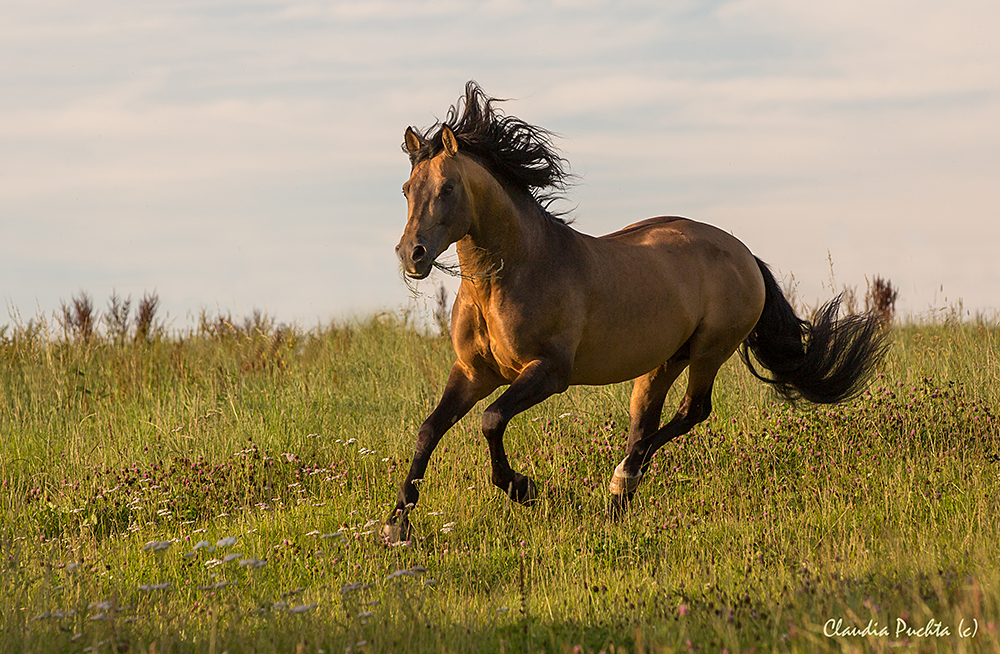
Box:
<box><xmin>2</xmin><ymin>300</ymin><xmax>999</xmax><ymax>653</ymax></box>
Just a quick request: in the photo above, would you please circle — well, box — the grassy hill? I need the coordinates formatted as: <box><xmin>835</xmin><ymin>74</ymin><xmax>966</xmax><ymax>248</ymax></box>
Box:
<box><xmin>2</xmin><ymin>303</ymin><xmax>999</xmax><ymax>653</ymax></box>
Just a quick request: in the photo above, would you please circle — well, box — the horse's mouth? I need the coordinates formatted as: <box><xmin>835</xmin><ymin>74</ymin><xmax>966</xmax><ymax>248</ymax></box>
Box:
<box><xmin>403</xmin><ymin>263</ymin><xmax>433</xmax><ymax>280</ymax></box>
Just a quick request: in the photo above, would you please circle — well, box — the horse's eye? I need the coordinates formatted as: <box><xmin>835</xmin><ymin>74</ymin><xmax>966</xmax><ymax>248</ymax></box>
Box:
<box><xmin>440</xmin><ymin>184</ymin><xmax>454</xmax><ymax>197</ymax></box>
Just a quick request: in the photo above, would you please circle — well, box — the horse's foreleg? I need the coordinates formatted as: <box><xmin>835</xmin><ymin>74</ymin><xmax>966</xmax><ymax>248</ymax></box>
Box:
<box><xmin>482</xmin><ymin>358</ymin><xmax>570</xmax><ymax>503</ymax></box>
<box><xmin>383</xmin><ymin>364</ymin><xmax>498</xmax><ymax>542</ymax></box>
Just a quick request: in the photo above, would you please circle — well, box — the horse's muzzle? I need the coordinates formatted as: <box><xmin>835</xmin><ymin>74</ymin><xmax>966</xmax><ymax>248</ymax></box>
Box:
<box><xmin>396</xmin><ymin>241</ymin><xmax>433</xmax><ymax>279</ymax></box>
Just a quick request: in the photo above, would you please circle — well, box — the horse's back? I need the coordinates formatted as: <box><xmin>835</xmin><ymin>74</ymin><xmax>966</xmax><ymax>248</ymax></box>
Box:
<box><xmin>566</xmin><ymin>217</ymin><xmax>765</xmax><ymax>384</ymax></box>
<box><xmin>598</xmin><ymin>217</ymin><xmax>762</xmax><ymax>299</ymax></box>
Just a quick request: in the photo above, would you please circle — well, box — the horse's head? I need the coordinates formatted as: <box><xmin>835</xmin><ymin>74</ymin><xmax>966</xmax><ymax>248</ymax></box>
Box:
<box><xmin>396</xmin><ymin>125</ymin><xmax>473</xmax><ymax>279</ymax></box>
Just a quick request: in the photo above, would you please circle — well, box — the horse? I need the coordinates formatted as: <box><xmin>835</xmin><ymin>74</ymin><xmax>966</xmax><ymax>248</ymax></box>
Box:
<box><xmin>384</xmin><ymin>81</ymin><xmax>887</xmax><ymax>541</ymax></box>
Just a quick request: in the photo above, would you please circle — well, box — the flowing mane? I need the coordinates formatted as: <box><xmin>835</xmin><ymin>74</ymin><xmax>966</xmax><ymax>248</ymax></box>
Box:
<box><xmin>403</xmin><ymin>80</ymin><xmax>572</xmax><ymax>222</ymax></box>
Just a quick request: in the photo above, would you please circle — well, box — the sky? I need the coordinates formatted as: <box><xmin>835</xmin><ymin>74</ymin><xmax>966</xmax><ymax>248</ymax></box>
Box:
<box><xmin>2</xmin><ymin>0</ymin><xmax>999</xmax><ymax>331</ymax></box>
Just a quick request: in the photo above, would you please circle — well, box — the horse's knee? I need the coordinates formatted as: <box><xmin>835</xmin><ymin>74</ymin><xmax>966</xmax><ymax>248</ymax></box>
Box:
<box><xmin>412</xmin><ymin>422</ymin><xmax>439</xmax><ymax>459</ymax></box>
<box><xmin>481</xmin><ymin>406</ymin><xmax>505</xmax><ymax>438</ymax></box>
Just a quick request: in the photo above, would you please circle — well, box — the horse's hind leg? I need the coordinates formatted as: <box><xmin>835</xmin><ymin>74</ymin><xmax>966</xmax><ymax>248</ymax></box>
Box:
<box><xmin>610</xmin><ymin>347</ymin><xmax>729</xmax><ymax>510</ymax></box>
<box><xmin>609</xmin><ymin>359</ymin><xmax>688</xmax><ymax>513</ymax></box>
<box><xmin>624</xmin><ymin>360</ymin><xmax>688</xmax><ymax>465</ymax></box>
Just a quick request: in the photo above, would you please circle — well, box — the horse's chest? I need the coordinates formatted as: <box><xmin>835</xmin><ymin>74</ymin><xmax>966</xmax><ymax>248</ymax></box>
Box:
<box><xmin>455</xmin><ymin>280</ymin><xmax>579</xmax><ymax>382</ymax></box>
<box><xmin>480</xmin><ymin>317</ymin><xmax>532</xmax><ymax>381</ymax></box>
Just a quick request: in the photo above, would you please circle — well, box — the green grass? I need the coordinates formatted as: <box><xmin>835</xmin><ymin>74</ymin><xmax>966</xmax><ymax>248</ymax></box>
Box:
<box><xmin>2</xmin><ymin>310</ymin><xmax>999</xmax><ymax>653</ymax></box>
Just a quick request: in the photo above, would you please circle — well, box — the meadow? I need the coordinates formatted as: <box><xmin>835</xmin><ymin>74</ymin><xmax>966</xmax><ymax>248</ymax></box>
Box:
<box><xmin>1</xmin><ymin>293</ymin><xmax>999</xmax><ymax>653</ymax></box>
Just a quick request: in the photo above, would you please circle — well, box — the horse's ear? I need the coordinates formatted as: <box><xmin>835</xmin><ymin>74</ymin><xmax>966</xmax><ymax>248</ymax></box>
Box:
<box><xmin>441</xmin><ymin>125</ymin><xmax>459</xmax><ymax>157</ymax></box>
<box><xmin>403</xmin><ymin>127</ymin><xmax>424</xmax><ymax>156</ymax></box>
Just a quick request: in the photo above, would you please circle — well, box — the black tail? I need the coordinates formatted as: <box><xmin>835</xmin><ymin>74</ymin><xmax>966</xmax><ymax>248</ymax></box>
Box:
<box><xmin>739</xmin><ymin>257</ymin><xmax>889</xmax><ymax>404</ymax></box>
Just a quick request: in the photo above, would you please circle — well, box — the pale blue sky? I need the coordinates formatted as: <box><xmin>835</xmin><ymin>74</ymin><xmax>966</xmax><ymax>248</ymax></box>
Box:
<box><xmin>3</xmin><ymin>0</ymin><xmax>998</xmax><ymax>329</ymax></box>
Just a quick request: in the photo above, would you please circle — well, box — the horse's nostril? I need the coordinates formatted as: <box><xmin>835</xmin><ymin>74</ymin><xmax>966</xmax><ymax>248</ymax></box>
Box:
<box><xmin>411</xmin><ymin>245</ymin><xmax>427</xmax><ymax>262</ymax></box>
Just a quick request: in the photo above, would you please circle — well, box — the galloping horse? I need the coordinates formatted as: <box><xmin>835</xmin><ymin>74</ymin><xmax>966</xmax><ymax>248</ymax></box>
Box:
<box><xmin>385</xmin><ymin>81</ymin><xmax>886</xmax><ymax>541</ymax></box>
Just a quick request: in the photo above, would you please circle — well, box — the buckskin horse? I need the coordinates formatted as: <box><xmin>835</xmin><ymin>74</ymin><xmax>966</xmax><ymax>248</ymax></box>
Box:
<box><xmin>384</xmin><ymin>81</ymin><xmax>886</xmax><ymax>541</ymax></box>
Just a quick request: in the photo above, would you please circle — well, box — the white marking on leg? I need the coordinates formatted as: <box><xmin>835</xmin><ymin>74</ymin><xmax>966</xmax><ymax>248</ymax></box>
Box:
<box><xmin>608</xmin><ymin>458</ymin><xmax>642</xmax><ymax>495</ymax></box>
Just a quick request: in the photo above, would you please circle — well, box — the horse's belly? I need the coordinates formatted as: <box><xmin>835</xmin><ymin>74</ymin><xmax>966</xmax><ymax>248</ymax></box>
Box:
<box><xmin>568</xmin><ymin>317</ymin><xmax>692</xmax><ymax>385</ymax></box>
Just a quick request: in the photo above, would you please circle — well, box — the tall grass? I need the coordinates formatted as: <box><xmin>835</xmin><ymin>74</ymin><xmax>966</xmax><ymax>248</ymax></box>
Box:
<box><xmin>2</xmin><ymin>300</ymin><xmax>999</xmax><ymax>653</ymax></box>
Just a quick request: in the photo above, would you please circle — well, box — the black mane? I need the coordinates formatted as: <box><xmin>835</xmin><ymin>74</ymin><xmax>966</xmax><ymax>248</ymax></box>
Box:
<box><xmin>404</xmin><ymin>81</ymin><xmax>572</xmax><ymax>222</ymax></box>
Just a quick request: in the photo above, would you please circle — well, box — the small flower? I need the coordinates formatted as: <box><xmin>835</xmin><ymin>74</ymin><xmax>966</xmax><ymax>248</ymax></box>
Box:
<box><xmin>289</xmin><ymin>603</ymin><xmax>318</xmax><ymax>614</ymax></box>
<box><xmin>216</xmin><ymin>537</ymin><xmax>237</xmax><ymax>547</ymax></box>
<box><xmin>239</xmin><ymin>558</ymin><xmax>267</xmax><ymax>569</ymax></box>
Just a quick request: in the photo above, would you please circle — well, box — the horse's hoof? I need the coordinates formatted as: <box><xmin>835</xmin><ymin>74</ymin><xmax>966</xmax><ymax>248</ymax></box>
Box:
<box><xmin>608</xmin><ymin>460</ymin><xmax>642</xmax><ymax>496</ymax></box>
<box><xmin>382</xmin><ymin>520</ymin><xmax>413</xmax><ymax>543</ymax></box>
<box><xmin>508</xmin><ymin>475</ymin><xmax>538</xmax><ymax>505</ymax></box>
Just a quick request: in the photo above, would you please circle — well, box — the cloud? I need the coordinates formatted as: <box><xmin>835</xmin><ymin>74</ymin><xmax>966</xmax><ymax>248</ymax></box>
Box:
<box><xmin>2</xmin><ymin>0</ymin><xmax>998</xmax><ymax>324</ymax></box>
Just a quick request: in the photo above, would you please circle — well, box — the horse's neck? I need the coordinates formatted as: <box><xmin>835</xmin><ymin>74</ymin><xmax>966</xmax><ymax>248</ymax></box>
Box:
<box><xmin>456</xmin><ymin>168</ymin><xmax>557</xmax><ymax>287</ymax></box>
